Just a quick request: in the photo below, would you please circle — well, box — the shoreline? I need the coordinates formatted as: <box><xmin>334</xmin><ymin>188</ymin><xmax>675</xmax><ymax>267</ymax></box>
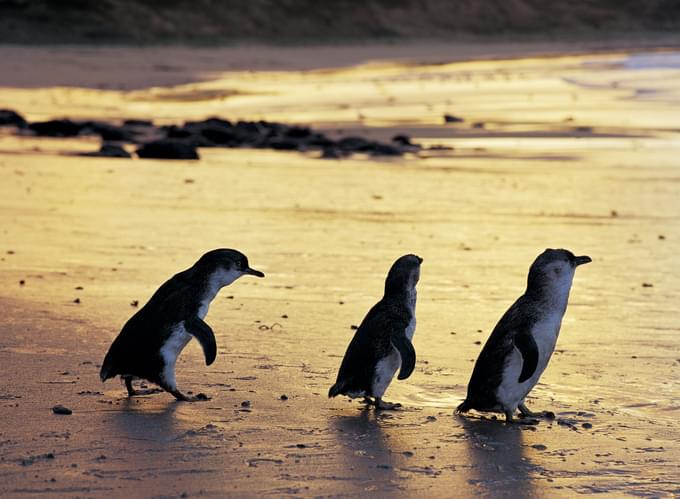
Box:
<box><xmin>1</xmin><ymin>34</ymin><xmax>680</xmax><ymax>90</ymax></box>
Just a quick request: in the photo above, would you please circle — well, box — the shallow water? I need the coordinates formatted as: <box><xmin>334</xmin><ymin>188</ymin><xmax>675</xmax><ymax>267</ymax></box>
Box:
<box><xmin>0</xmin><ymin>48</ymin><xmax>679</xmax><ymax>497</ymax></box>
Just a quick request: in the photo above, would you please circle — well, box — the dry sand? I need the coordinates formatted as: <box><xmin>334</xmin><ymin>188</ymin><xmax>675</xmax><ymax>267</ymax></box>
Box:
<box><xmin>0</xmin><ymin>44</ymin><xmax>679</xmax><ymax>497</ymax></box>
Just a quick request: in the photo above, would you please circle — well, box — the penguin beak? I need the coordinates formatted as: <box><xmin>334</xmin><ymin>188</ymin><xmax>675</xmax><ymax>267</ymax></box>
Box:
<box><xmin>574</xmin><ymin>255</ymin><xmax>592</xmax><ymax>266</ymax></box>
<box><xmin>244</xmin><ymin>267</ymin><xmax>265</xmax><ymax>278</ymax></box>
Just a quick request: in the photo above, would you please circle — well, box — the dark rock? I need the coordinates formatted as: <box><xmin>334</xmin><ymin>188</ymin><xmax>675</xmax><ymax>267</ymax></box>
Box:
<box><xmin>368</xmin><ymin>143</ymin><xmax>402</xmax><ymax>156</ymax></box>
<box><xmin>80</xmin><ymin>143</ymin><xmax>131</xmax><ymax>158</ymax></box>
<box><xmin>29</xmin><ymin>119</ymin><xmax>84</xmax><ymax>137</ymax></box>
<box><xmin>284</xmin><ymin>126</ymin><xmax>312</xmax><ymax>139</ymax></box>
<box><xmin>198</xmin><ymin>126</ymin><xmax>240</xmax><ymax>146</ymax></box>
<box><xmin>444</xmin><ymin>114</ymin><xmax>464</xmax><ymax>123</ymax></box>
<box><xmin>163</xmin><ymin>125</ymin><xmax>194</xmax><ymax>139</ymax></box>
<box><xmin>235</xmin><ymin>120</ymin><xmax>264</xmax><ymax>136</ymax></box>
<box><xmin>392</xmin><ymin>134</ymin><xmax>412</xmax><ymax>146</ymax></box>
<box><xmin>185</xmin><ymin>117</ymin><xmax>232</xmax><ymax>129</ymax></box>
<box><xmin>123</xmin><ymin>119</ymin><xmax>153</xmax><ymax>127</ymax></box>
<box><xmin>269</xmin><ymin>138</ymin><xmax>302</xmax><ymax>150</ymax></box>
<box><xmin>280</xmin><ymin>394</ymin><xmax>288</xmax><ymax>400</ymax></box>
<box><xmin>337</xmin><ymin>136</ymin><xmax>373</xmax><ymax>152</ymax></box>
<box><xmin>241</xmin><ymin>400</ymin><xmax>251</xmax><ymax>407</ymax></box>
<box><xmin>137</xmin><ymin>139</ymin><xmax>199</xmax><ymax>160</ymax></box>
<box><xmin>306</xmin><ymin>133</ymin><xmax>335</xmax><ymax>148</ymax></box>
<box><xmin>82</xmin><ymin>121</ymin><xmax>133</xmax><ymax>141</ymax></box>
<box><xmin>321</xmin><ymin>147</ymin><xmax>341</xmax><ymax>159</ymax></box>
<box><xmin>472</xmin><ymin>122</ymin><xmax>485</xmax><ymax>129</ymax></box>
<box><xmin>531</xmin><ymin>444</ymin><xmax>547</xmax><ymax>450</ymax></box>
<box><xmin>582</xmin><ymin>422</ymin><xmax>593</xmax><ymax>429</ymax></box>
<box><xmin>52</xmin><ymin>404</ymin><xmax>72</xmax><ymax>415</ymax></box>
<box><xmin>0</xmin><ymin>109</ymin><xmax>27</xmax><ymax>128</ymax></box>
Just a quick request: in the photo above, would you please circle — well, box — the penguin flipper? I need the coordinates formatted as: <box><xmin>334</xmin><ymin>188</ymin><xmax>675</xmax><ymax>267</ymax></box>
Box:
<box><xmin>184</xmin><ymin>318</ymin><xmax>217</xmax><ymax>366</ymax></box>
<box><xmin>392</xmin><ymin>335</ymin><xmax>416</xmax><ymax>380</ymax></box>
<box><xmin>514</xmin><ymin>331</ymin><xmax>538</xmax><ymax>383</ymax></box>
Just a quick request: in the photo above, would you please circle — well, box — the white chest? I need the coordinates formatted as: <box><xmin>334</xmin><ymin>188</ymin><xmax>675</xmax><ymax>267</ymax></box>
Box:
<box><xmin>197</xmin><ymin>301</ymin><xmax>209</xmax><ymax>320</ymax></box>
<box><xmin>405</xmin><ymin>291</ymin><xmax>416</xmax><ymax>341</ymax></box>
<box><xmin>495</xmin><ymin>311</ymin><xmax>564</xmax><ymax>410</ymax></box>
<box><xmin>405</xmin><ymin>315</ymin><xmax>416</xmax><ymax>341</ymax></box>
<box><xmin>531</xmin><ymin>311</ymin><xmax>563</xmax><ymax>371</ymax></box>
<box><xmin>159</xmin><ymin>323</ymin><xmax>193</xmax><ymax>388</ymax></box>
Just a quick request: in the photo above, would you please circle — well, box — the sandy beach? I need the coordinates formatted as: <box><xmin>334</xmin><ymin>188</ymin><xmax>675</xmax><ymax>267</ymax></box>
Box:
<box><xmin>0</xmin><ymin>43</ymin><xmax>679</xmax><ymax>497</ymax></box>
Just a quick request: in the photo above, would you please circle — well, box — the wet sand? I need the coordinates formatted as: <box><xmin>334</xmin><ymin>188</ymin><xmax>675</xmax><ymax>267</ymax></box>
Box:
<box><xmin>1</xmin><ymin>45</ymin><xmax>679</xmax><ymax>497</ymax></box>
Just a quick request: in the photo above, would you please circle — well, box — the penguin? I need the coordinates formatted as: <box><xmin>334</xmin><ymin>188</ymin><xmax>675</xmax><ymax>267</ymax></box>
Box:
<box><xmin>457</xmin><ymin>248</ymin><xmax>591</xmax><ymax>422</ymax></box>
<box><xmin>100</xmin><ymin>248</ymin><xmax>264</xmax><ymax>401</ymax></box>
<box><xmin>329</xmin><ymin>254</ymin><xmax>422</xmax><ymax>410</ymax></box>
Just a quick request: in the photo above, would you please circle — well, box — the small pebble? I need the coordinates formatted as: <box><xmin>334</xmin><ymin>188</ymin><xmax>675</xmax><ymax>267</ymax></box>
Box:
<box><xmin>642</xmin><ymin>283</ymin><xmax>653</xmax><ymax>288</ymax></box>
<box><xmin>350</xmin><ymin>325</ymin><xmax>358</xmax><ymax>330</ymax></box>
<box><xmin>543</xmin><ymin>411</ymin><xmax>556</xmax><ymax>419</ymax></box>
<box><xmin>241</xmin><ymin>400</ymin><xmax>251</xmax><ymax>407</ymax></box>
<box><xmin>52</xmin><ymin>405</ymin><xmax>72</xmax><ymax>415</ymax></box>
<box><xmin>296</xmin><ymin>443</ymin><xmax>306</xmax><ymax>448</ymax></box>
<box><xmin>130</xmin><ymin>300</ymin><xmax>139</xmax><ymax>307</ymax></box>
<box><xmin>280</xmin><ymin>394</ymin><xmax>288</xmax><ymax>401</ymax></box>
<box><xmin>73</xmin><ymin>298</ymin><xmax>81</xmax><ymax>304</ymax></box>
<box><xmin>19</xmin><ymin>280</ymin><xmax>25</xmax><ymax>286</ymax></box>
<box><xmin>582</xmin><ymin>422</ymin><xmax>593</xmax><ymax>429</ymax></box>
<box><xmin>531</xmin><ymin>444</ymin><xmax>547</xmax><ymax>451</ymax></box>
<box><xmin>281</xmin><ymin>314</ymin><xmax>288</xmax><ymax>319</ymax></box>
<box><xmin>443</xmin><ymin>114</ymin><xmax>464</xmax><ymax>123</ymax></box>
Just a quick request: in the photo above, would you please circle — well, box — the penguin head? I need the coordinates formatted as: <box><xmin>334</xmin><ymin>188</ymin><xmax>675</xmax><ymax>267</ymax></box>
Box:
<box><xmin>384</xmin><ymin>254</ymin><xmax>423</xmax><ymax>295</ymax></box>
<box><xmin>195</xmin><ymin>248</ymin><xmax>264</xmax><ymax>286</ymax></box>
<box><xmin>527</xmin><ymin>248</ymin><xmax>590</xmax><ymax>295</ymax></box>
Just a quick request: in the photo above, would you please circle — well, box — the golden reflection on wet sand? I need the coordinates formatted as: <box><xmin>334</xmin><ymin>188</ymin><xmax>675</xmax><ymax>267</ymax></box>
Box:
<box><xmin>0</xmin><ymin>48</ymin><xmax>679</xmax><ymax>496</ymax></box>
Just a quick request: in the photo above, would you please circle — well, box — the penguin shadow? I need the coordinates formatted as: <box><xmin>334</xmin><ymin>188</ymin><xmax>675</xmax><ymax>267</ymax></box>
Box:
<box><xmin>108</xmin><ymin>397</ymin><xmax>184</xmax><ymax>444</ymax></box>
<box><xmin>330</xmin><ymin>408</ymin><xmax>400</xmax><ymax>481</ymax></box>
<box><xmin>457</xmin><ymin>415</ymin><xmax>541</xmax><ymax>494</ymax></box>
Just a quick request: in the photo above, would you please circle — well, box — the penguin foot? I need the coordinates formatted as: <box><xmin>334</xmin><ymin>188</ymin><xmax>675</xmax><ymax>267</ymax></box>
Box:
<box><xmin>123</xmin><ymin>377</ymin><xmax>164</xmax><ymax>397</ymax></box>
<box><xmin>504</xmin><ymin>410</ymin><xmax>515</xmax><ymax>423</ymax></box>
<box><xmin>375</xmin><ymin>397</ymin><xmax>402</xmax><ymax>410</ymax></box>
<box><xmin>518</xmin><ymin>403</ymin><xmax>540</xmax><ymax>418</ymax></box>
<box><xmin>170</xmin><ymin>389</ymin><xmax>211</xmax><ymax>402</ymax></box>
<box><xmin>133</xmin><ymin>388</ymin><xmax>164</xmax><ymax>396</ymax></box>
